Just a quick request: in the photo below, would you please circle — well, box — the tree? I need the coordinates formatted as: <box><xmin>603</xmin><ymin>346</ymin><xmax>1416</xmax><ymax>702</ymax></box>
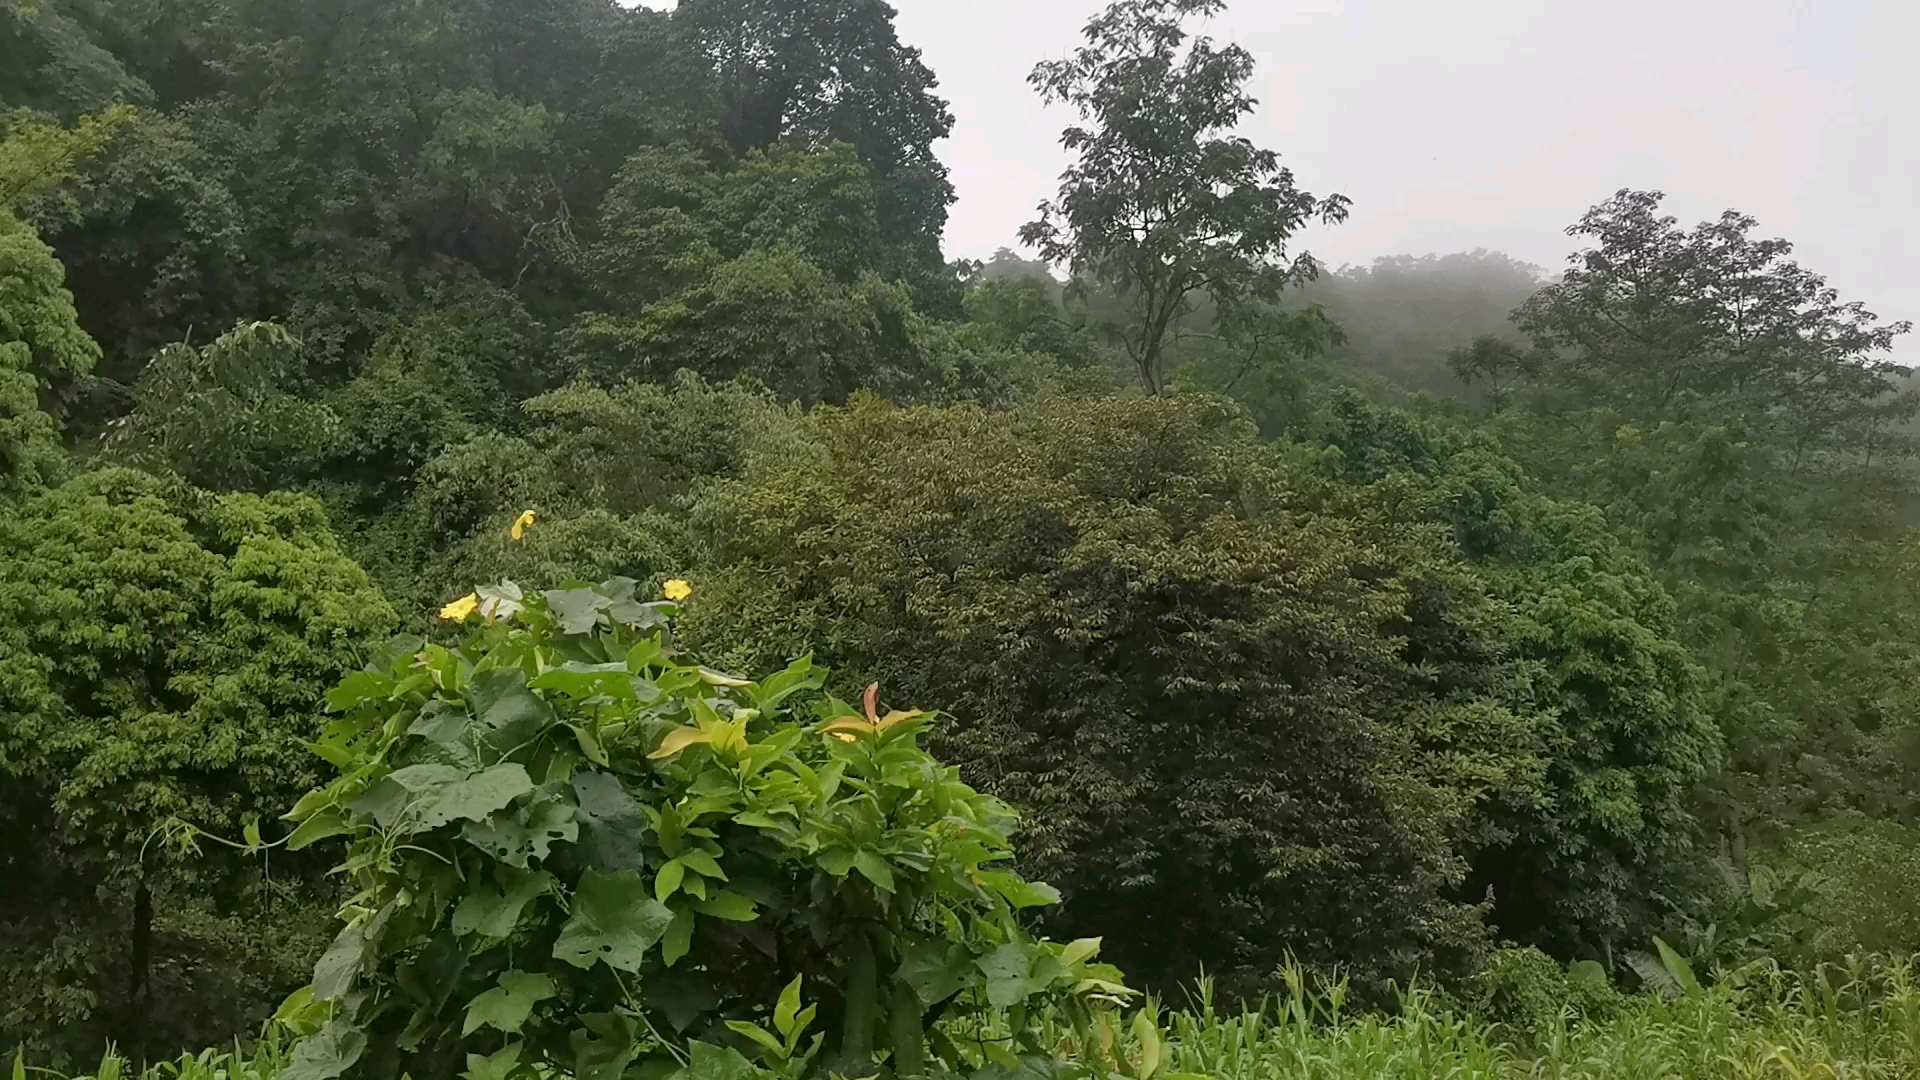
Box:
<box><xmin>672</xmin><ymin>0</ymin><xmax>958</xmax><ymax>313</ymax></box>
<box><xmin>1448</xmin><ymin>334</ymin><xmax>1538</xmax><ymax>413</ymax></box>
<box><xmin>1</xmin><ymin>108</ymin><xmax>125</xmax><ymax>491</ymax></box>
<box><xmin>1500</xmin><ymin>189</ymin><xmax>1920</xmax><ymax>864</ymax></box>
<box><xmin>1020</xmin><ymin>0</ymin><xmax>1349</xmax><ymax>394</ymax></box>
<box><xmin>1514</xmin><ymin>189</ymin><xmax>1913</xmax><ymax>442</ymax></box>
<box><xmin>678</xmin><ymin>392</ymin><xmax>1714</xmax><ymax>993</ymax></box>
<box><xmin>0</xmin><ymin>468</ymin><xmax>397</xmax><ymax>1061</ymax></box>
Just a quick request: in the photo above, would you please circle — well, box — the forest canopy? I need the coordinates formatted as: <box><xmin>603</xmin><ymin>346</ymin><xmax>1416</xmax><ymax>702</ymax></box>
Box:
<box><xmin>1</xmin><ymin>0</ymin><xmax>1916</xmax><ymax>1068</ymax></box>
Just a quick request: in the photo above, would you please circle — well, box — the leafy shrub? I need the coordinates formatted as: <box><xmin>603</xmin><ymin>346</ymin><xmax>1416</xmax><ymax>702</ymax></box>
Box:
<box><xmin>277</xmin><ymin>577</ymin><xmax>1135</xmax><ymax>1080</ymax></box>
<box><xmin>679</xmin><ymin>392</ymin><xmax>1715</xmax><ymax>997</ymax></box>
<box><xmin>0</xmin><ymin>468</ymin><xmax>398</xmax><ymax>1061</ymax></box>
<box><xmin>1467</xmin><ymin>947</ymin><xmax>1618</xmax><ymax>1049</ymax></box>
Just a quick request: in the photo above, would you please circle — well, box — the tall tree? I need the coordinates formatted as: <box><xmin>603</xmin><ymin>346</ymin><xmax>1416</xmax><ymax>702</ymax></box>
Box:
<box><xmin>673</xmin><ymin>0</ymin><xmax>959</xmax><ymax>313</ymax></box>
<box><xmin>1021</xmin><ymin>0</ymin><xmax>1349</xmax><ymax>394</ymax></box>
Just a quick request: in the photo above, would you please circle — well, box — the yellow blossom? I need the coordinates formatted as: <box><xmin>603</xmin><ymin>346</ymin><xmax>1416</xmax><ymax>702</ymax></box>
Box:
<box><xmin>439</xmin><ymin>593</ymin><xmax>480</xmax><ymax>621</ymax></box>
<box><xmin>510</xmin><ymin>509</ymin><xmax>537</xmax><ymax>541</ymax></box>
<box><xmin>663</xmin><ymin>579</ymin><xmax>693</xmax><ymax>602</ymax></box>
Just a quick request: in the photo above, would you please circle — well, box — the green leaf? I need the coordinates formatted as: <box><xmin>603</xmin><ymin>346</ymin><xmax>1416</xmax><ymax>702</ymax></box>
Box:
<box><xmin>679</xmin><ymin>849</ymin><xmax>727</xmax><ymax>879</ymax></box>
<box><xmin>477</xmin><ymin>581</ymin><xmax>525</xmax><ymax>622</ymax></box>
<box><xmin>571</xmin><ymin>771</ymin><xmax>650</xmax><ymax>872</ymax></box>
<box><xmin>278</xmin><ymin>1018</ymin><xmax>367</xmax><ymax>1080</ymax></box>
<box><xmin>533</xmin><ymin>661</ymin><xmax>637</xmax><ymax>702</ymax></box>
<box><xmin>272</xmin><ymin>985</ymin><xmax>335</xmax><ymax>1038</ymax></box>
<box><xmin>463</xmin><ymin>971</ymin><xmax>557</xmax><ymax>1035</ymax></box>
<box><xmin>976</xmin><ymin>943</ymin><xmax>1061</xmax><ymax>1008</ymax></box>
<box><xmin>977</xmin><ymin>871</ymin><xmax>1059</xmax><ymax>909</ymax></box>
<box><xmin>774</xmin><ymin>975</ymin><xmax>804</xmax><ymax>1039</ymax></box>
<box><xmin>286</xmin><ymin>811</ymin><xmax>352</xmax><ymax>851</ymax></box>
<box><xmin>572</xmin><ymin>1013</ymin><xmax>641</xmax><ymax>1080</ymax></box>
<box><xmin>656</xmin><ymin>858</ymin><xmax>687</xmax><ymax>901</ymax></box>
<box><xmin>452</xmin><ymin>871</ymin><xmax>554</xmax><ymax>939</ymax></box>
<box><xmin>311</xmin><ymin>924</ymin><xmax>367</xmax><ymax>1002</ymax></box>
<box><xmin>468</xmin><ymin>669</ymin><xmax>554</xmax><ymax>751</ymax></box>
<box><xmin>1653</xmin><ymin>936</ymin><xmax>1702</xmax><ymax>998</ymax></box>
<box><xmin>732</xmin><ymin>1021</ymin><xmax>790</xmax><ymax>1058</ymax></box>
<box><xmin>680</xmin><ymin>1040</ymin><xmax>762</xmax><ymax>1080</ymax></box>
<box><xmin>695</xmin><ymin>890</ymin><xmax>759</xmax><ymax>922</ymax></box>
<box><xmin>899</xmin><ymin>940</ymin><xmax>974</xmax><ymax>1006</ymax></box>
<box><xmin>326</xmin><ymin>670</ymin><xmax>395</xmax><ymax>713</ymax></box>
<box><xmin>661</xmin><ymin>906</ymin><xmax>696</xmax><ymax>967</ymax></box>
<box><xmin>355</xmin><ymin>763</ymin><xmax>533</xmax><ymax>833</ymax></box>
<box><xmin>545</xmin><ymin>588</ymin><xmax>613</xmax><ymax>635</ymax></box>
<box><xmin>852</xmin><ymin>850</ymin><xmax>895</xmax><ymax>893</ymax></box>
<box><xmin>553</xmin><ymin>869</ymin><xmax>676</xmax><ymax>972</ymax></box>
<box><xmin>461</xmin><ymin>795</ymin><xmax>579</xmax><ymax>868</ymax></box>
<box><xmin>818</xmin><ymin>848</ymin><xmax>856</xmax><ymax>876</ymax></box>
<box><xmin>1130</xmin><ymin>1010</ymin><xmax>1163</xmax><ymax>1080</ymax></box>
<box><xmin>462</xmin><ymin>1043</ymin><xmax>524</xmax><ymax>1080</ymax></box>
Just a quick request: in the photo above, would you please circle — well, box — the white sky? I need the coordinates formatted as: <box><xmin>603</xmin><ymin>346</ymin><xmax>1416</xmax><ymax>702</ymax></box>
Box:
<box><xmin>636</xmin><ymin>0</ymin><xmax>1918</xmax><ymax>361</ymax></box>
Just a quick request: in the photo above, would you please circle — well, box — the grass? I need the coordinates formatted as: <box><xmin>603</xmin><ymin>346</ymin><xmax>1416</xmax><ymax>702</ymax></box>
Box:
<box><xmin>29</xmin><ymin>959</ymin><xmax>1920</xmax><ymax>1080</ymax></box>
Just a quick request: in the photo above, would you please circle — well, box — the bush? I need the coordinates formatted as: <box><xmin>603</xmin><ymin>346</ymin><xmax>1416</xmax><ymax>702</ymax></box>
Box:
<box><xmin>276</xmin><ymin>577</ymin><xmax>1136</xmax><ymax>1080</ymax></box>
<box><xmin>0</xmin><ymin>468</ymin><xmax>398</xmax><ymax>1062</ymax></box>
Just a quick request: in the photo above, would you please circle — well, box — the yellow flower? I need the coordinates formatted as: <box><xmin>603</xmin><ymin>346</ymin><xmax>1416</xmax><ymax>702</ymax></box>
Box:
<box><xmin>439</xmin><ymin>593</ymin><xmax>480</xmax><ymax>621</ymax></box>
<box><xmin>663</xmin><ymin>579</ymin><xmax>693</xmax><ymax>602</ymax></box>
<box><xmin>510</xmin><ymin>509</ymin><xmax>537</xmax><ymax>541</ymax></box>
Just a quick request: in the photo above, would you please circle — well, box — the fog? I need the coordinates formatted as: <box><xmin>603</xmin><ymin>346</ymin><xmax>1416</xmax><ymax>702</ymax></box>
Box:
<box><xmin>871</xmin><ymin>0</ymin><xmax>1915</xmax><ymax>361</ymax></box>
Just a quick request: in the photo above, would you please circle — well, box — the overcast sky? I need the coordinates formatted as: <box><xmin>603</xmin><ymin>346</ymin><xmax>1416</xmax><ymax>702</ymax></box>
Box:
<box><xmin>640</xmin><ymin>0</ymin><xmax>1918</xmax><ymax>361</ymax></box>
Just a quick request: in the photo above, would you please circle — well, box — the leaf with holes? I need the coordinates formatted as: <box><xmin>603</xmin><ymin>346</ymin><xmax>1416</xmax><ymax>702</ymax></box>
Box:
<box><xmin>553</xmin><ymin>870</ymin><xmax>676</xmax><ymax>972</ymax></box>
<box><xmin>464</xmin><ymin>971</ymin><xmax>558</xmax><ymax>1035</ymax></box>
<box><xmin>462</xmin><ymin>795</ymin><xmax>578</xmax><ymax>868</ymax></box>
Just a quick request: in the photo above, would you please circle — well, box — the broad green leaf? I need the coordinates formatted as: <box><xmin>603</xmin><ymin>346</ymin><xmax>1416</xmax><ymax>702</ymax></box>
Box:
<box><xmin>572</xmin><ymin>1013</ymin><xmax>641</xmax><ymax>1080</ymax></box>
<box><xmin>571</xmin><ymin>771</ymin><xmax>649</xmax><ymax>872</ymax></box>
<box><xmin>553</xmin><ymin>870</ymin><xmax>676</xmax><ymax>972</ymax></box>
<box><xmin>678</xmin><ymin>849</ymin><xmax>726</xmax><ymax>879</ymax></box>
<box><xmin>356</xmin><ymin>763</ymin><xmax>534</xmax><ymax>833</ymax></box>
<box><xmin>1058</xmin><ymin>938</ymin><xmax>1102</xmax><ymax>968</ymax></box>
<box><xmin>286</xmin><ymin>812</ymin><xmax>352</xmax><ymax>851</ymax></box>
<box><xmin>656</xmin><ymin>859</ymin><xmax>687</xmax><ymax>901</ymax></box>
<box><xmin>661</xmin><ymin>906</ymin><xmax>696</xmax><ymax>967</ymax></box>
<box><xmin>695</xmin><ymin>890</ymin><xmax>758</xmax><ymax>922</ymax></box>
<box><xmin>477</xmin><ymin>581</ymin><xmax>525</xmax><ymax>621</ymax></box>
<box><xmin>852</xmin><ymin>850</ymin><xmax>895</xmax><ymax>893</ymax></box>
<box><xmin>461</xmin><ymin>796</ymin><xmax>579</xmax><ymax>868</ymax></box>
<box><xmin>452</xmin><ymin>871</ymin><xmax>554</xmax><ymax>939</ymax></box>
<box><xmin>468</xmin><ymin>669</ymin><xmax>554</xmax><ymax>751</ymax></box>
<box><xmin>680</xmin><ymin>1040</ymin><xmax>761</xmax><ymax>1080</ymax></box>
<box><xmin>544</xmin><ymin>588</ymin><xmax>612</xmax><ymax>635</ymax></box>
<box><xmin>272</xmin><ymin>985</ymin><xmax>335</xmax><ymax>1038</ymax></box>
<box><xmin>311</xmin><ymin>924</ymin><xmax>367</xmax><ymax>1002</ymax></box>
<box><xmin>462</xmin><ymin>1044</ymin><xmax>523</xmax><ymax>1080</ymax></box>
<box><xmin>977</xmin><ymin>943</ymin><xmax>1059</xmax><ymax>1008</ymax></box>
<box><xmin>532</xmin><ymin>662</ymin><xmax>636</xmax><ymax>702</ymax></box>
<box><xmin>978</xmin><ymin>871</ymin><xmax>1059</xmax><ymax>909</ymax></box>
<box><xmin>278</xmin><ymin>1018</ymin><xmax>367</xmax><ymax>1080</ymax></box>
<box><xmin>326</xmin><ymin>671</ymin><xmax>395</xmax><ymax>713</ymax></box>
<box><xmin>899</xmin><ymin>940</ymin><xmax>974</xmax><ymax>1006</ymax></box>
<box><xmin>650</xmin><ymin>726</ymin><xmax>712</xmax><ymax>759</ymax></box>
<box><xmin>463</xmin><ymin>971</ymin><xmax>557</xmax><ymax>1035</ymax></box>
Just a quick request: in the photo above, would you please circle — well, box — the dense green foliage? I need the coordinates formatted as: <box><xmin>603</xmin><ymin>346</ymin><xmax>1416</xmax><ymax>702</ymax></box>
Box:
<box><xmin>273</xmin><ymin>580</ymin><xmax>1139</xmax><ymax>1080</ymax></box>
<box><xmin>0</xmin><ymin>0</ymin><xmax>1915</xmax><ymax>1068</ymax></box>
<box><xmin>0</xmin><ymin>468</ymin><xmax>396</xmax><ymax>1058</ymax></box>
